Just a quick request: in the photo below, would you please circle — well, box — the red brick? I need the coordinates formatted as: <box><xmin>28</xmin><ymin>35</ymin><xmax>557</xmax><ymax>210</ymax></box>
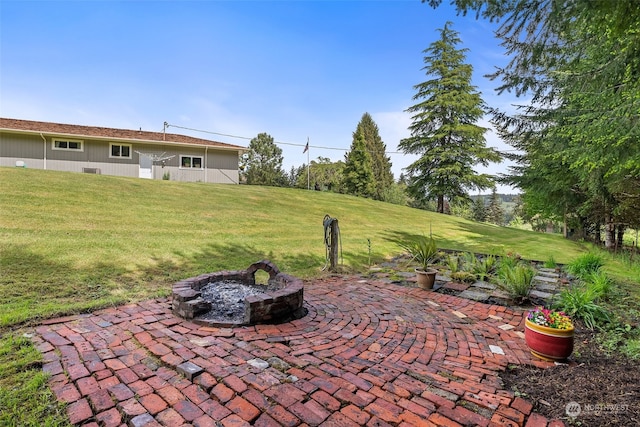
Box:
<box><xmin>311</xmin><ymin>390</ymin><xmax>341</xmax><ymax>411</ymax></box>
<box><xmin>66</xmin><ymin>363</ymin><xmax>90</xmax><ymax>381</ymax></box>
<box><xmin>323</xmin><ymin>411</ymin><xmax>362</xmax><ymax>426</ymax></box>
<box><xmin>366</xmin><ymin>416</ymin><xmax>394</xmax><ymax>427</ymax></box>
<box><xmin>341</xmin><ymin>403</ymin><xmax>372</xmax><ymax>424</ymax></box>
<box><xmin>512</xmin><ymin>397</ymin><xmax>534</xmax><ymax>415</ymax></box>
<box><xmin>53</xmin><ymin>383</ymin><xmax>81</xmax><ymax>403</ymax></box>
<box><xmin>438</xmin><ymin>405</ymin><xmax>490</xmax><ymax>427</ymax></box>
<box><xmin>66</xmin><ymin>398</ymin><xmax>93</xmax><ymax>425</ymax></box>
<box><xmin>156</xmin><ymin>385</ymin><xmax>184</xmax><ymax>405</ymax></box>
<box><xmin>428</xmin><ymin>412</ymin><xmax>463</xmax><ymax>427</ymax></box>
<box><xmin>139</xmin><ymin>393</ymin><xmax>168</xmax><ymax>415</ymax></box>
<box><xmin>103</xmin><ymin>358</ymin><xmax>127</xmax><ymax>370</ymax></box>
<box><xmin>174</xmin><ymin>399</ymin><xmax>205</xmax><ymax>422</ymax></box>
<box><xmin>160</xmin><ymin>352</ymin><xmax>184</xmax><ymax>367</ymax></box>
<box><xmin>129</xmin><ymin>379</ymin><xmax>154</xmax><ymax>397</ymax></box>
<box><xmin>77</xmin><ymin>376</ymin><xmax>100</xmax><ymax>396</ymax></box>
<box><xmin>525</xmin><ymin>413</ymin><xmax>549</xmax><ymax>427</ymax></box>
<box><xmin>365</xmin><ymin>398</ymin><xmax>403</xmax><ymax>424</ymax></box>
<box><xmin>254</xmin><ymin>412</ymin><xmax>281</xmax><ymax>427</ymax></box>
<box><xmin>421</xmin><ymin>391</ymin><xmax>457</xmax><ymax>409</ymax></box>
<box><xmin>496</xmin><ymin>404</ymin><xmax>526</xmax><ymax>424</ymax></box>
<box><xmin>490</xmin><ymin>413</ymin><xmax>521</xmax><ymax>426</ymax></box>
<box><xmin>309</xmin><ymin>376</ymin><xmax>340</xmax><ymax>394</ymax></box>
<box><xmin>193</xmin><ymin>414</ymin><xmax>218</xmax><ymax>427</ymax></box>
<box><xmin>93</xmin><ymin>368</ymin><xmax>113</xmax><ymax>381</ymax></box>
<box><xmin>146</xmin><ymin>375</ymin><xmax>170</xmax><ymax>390</ymax></box>
<box><xmin>156</xmin><ymin>408</ymin><xmax>186</xmax><ymax>426</ymax></box>
<box><xmin>98</xmin><ymin>375</ymin><xmax>120</xmax><ymax>390</ymax></box>
<box><xmin>118</xmin><ymin>397</ymin><xmax>147</xmax><ymax>418</ymax></box>
<box><xmin>400</xmin><ymin>410</ymin><xmax>436</xmax><ymax>427</ymax></box>
<box><xmin>263</xmin><ymin>383</ymin><xmax>306</xmax><ymax>407</ymax></box>
<box><xmin>548</xmin><ymin>420</ymin><xmax>566</xmax><ymax>427</ymax></box>
<box><xmin>211</xmin><ymin>383</ymin><xmax>235</xmax><ymax>403</ymax></box>
<box><xmin>115</xmin><ymin>367</ymin><xmax>139</xmax><ymax>384</ymax></box>
<box><xmin>95</xmin><ymin>407</ymin><xmax>122</xmax><ymax>427</ymax></box>
<box><xmin>242</xmin><ymin>387</ymin><xmax>271</xmax><ymax>411</ymax></box>
<box><xmin>266</xmin><ymin>404</ymin><xmax>300</xmax><ymax>427</ymax></box>
<box><xmin>223</xmin><ymin>374</ymin><xmax>248</xmax><ymax>394</ymax></box>
<box><xmin>183</xmin><ymin>385</ymin><xmax>208</xmax><ymax>404</ymax></box>
<box><xmin>130</xmin><ymin>362</ymin><xmax>154</xmax><ymax>379</ymax></box>
<box><xmin>200</xmin><ymin>398</ymin><xmax>233</xmax><ymax>420</ymax></box>
<box><xmin>108</xmin><ymin>383</ymin><xmax>134</xmax><ymax>401</ymax></box>
<box><xmin>290</xmin><ymin>399</ymin><xmax>331</xmax><ymax>425</ymax></box>
<box><xmin>227</xmin><ymin>396</ymin><xmax>261</xmax><ymax>422</ymax></box>
<box><xmin>220</xmin><ymin>413</ymin><xmax>251</xmax><ymax>426</ymax></box>
<box><xmin>88</xmin><ymin>388</ymin><xmax>115</xmax><ymax>412</ymax></box>
<box><xmin>195</xmin><ymin>371</ymin><xmax>218</xmax><ymax>392</ymax></box>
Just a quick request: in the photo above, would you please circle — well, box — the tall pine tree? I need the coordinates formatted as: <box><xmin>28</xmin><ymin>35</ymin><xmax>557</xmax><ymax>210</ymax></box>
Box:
<box><xmin>342</xmin><ymin>130</ymin><xmax>375</xmax><ymax>198</ymax></box>
<box><xmin>354</xmin><ymin>113</ymin><xmax>394</xmax><ymax>201</ymax></box>
<box><xmin>243</xmin><ymin>132</ymin><xmax>287</xmax><ymax>186</ymax></box>
<box><xmin>399</xmin><ymin>21</ymin><xmax>500</xmax><ymax>213</ymax></box>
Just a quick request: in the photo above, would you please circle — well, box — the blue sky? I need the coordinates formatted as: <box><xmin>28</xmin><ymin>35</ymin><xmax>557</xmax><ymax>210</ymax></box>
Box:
<box><xmin>1</xmin><ymin>0</ymin><xmax>519</xmax><ymax>193</ymax></box>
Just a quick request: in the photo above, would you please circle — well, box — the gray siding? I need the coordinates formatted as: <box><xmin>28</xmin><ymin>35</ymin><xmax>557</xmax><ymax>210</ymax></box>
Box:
<box><xmin>0</xmin><ymin>130</ymin><xmax>240</xmax><ymax>184</ymax></box>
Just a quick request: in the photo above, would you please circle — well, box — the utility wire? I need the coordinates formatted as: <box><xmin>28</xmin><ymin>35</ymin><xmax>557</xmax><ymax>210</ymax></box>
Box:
<box><xmin>164</xmin><ymin>122</ymin><xmax>520</xmax><ymax>154</ymax></box>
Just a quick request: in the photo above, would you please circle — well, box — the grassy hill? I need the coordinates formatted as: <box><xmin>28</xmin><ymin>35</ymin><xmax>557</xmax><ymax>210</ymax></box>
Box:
<box><xmin>1</xmin><ymin>167</ymin><xmax>592</xmax><ymax>327</ymax></box>
<box><xmin>1</xmin><ymin>167</ymin><xmax>638</xmax><ymax>427</ymax></box>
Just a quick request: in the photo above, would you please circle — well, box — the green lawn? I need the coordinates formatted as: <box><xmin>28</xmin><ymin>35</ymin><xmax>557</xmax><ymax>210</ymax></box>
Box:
<box><xmin>0</xmin><ymin>168</ymin><xmax>592</xmax><ymax>326</ymax></box>
<box><xmin>0</xmin><ymin>167</ymin><xmax>637</xmax><ymax>426</ymax></box>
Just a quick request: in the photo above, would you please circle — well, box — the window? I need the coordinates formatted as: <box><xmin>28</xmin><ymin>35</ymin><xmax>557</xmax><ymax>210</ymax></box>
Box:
<box><xmin>110</xmin><ymin>143</ymin><xmax>132</xmax><ymax>158</ymax></box>
<box><xmin>180</xmin><ymin>155</ymin><xmax>203</xmax><ymax>169</ymax></box>
<box><xmin>52</xmin><ymin>138</ymin><xmax>83</xmax><ymax>151</ymax></box>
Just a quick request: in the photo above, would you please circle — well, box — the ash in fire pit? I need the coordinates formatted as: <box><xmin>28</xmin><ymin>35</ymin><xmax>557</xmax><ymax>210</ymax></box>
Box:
<box><xmin>172</xmin><ymin>260</ymin><xmax>305</xmax><ymax>327</ymax></box>
<box><xmin>198</xmin><ymin>280</ymin><xmax>283</xmax><ymax>324</ymax></box>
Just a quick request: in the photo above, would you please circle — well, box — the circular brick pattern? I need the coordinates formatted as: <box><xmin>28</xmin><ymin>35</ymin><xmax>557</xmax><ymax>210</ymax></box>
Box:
<box><xmin>33</xmin><ymin>275</ymin><xmax>564</xmax><ymax>427</ymax></box>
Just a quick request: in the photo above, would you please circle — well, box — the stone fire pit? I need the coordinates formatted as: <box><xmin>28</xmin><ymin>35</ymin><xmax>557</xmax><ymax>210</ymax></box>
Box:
<box><xmin>171</xmin><ymin>260</ymin><xmax>305</xmax><ymax>327</ymax></box>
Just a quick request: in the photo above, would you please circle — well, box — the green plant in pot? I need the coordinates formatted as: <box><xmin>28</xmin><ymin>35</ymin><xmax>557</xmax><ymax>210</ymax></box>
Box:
<box><xmin>399</xmin><ymin>235</ymin><xmax>439</xmax><ymax>290</ymax></box>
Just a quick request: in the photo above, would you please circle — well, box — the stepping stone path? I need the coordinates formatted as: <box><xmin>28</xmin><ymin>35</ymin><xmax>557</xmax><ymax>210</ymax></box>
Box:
<box><xmin>421</xmin><ymin>267</ymin><xmax>567</xmax><ymax>307</ymax></box>
<box><xmin>33</xmin><ymin>276</ymin><xmax>569</xmax><ymax>426</ymax></box>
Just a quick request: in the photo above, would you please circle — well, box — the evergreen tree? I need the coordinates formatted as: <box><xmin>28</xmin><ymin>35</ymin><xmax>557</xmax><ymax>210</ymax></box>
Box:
<box><xmin>429</xmin><ymin>1</ymin><xmax>640</xmax><ymax>247</ymax></box>
<box><xmin>354</xmin><ymin>113</ymin><xmax>394</xmax><ymax>201</ymax></box>
<box><xmin>243</xmin><ymin>132</ymin><xmax>287</xmax><ymax>186</ymax></box>
<box><xmin>399</xmin><ymin>21</ymin><xmax>501</xmax><ymax>213</ymax></box>
<box><xmin>486</xmin><ymin>188</ymin><xmax>505</xmax><ymax>226</ymax></box>
<box><xmin>342</xmin><ymin>130</ymin><xmax>375</xmax><ymax>198</ymax></box>
<box><xmin>471</xmin><ymin>197</ymin><xmax>486</xmax><ymax>222</ymax></box>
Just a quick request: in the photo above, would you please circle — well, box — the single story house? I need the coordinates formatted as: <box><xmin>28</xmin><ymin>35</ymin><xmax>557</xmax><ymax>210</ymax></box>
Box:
<box><xmin>0</xmin><ymin>118</ymin><xmax>246</xmax><ymax>184</ymax></box>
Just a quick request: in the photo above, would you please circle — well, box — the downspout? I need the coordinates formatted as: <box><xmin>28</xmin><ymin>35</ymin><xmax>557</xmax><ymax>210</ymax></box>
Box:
<box><xmin>204</xmin><ymin>146</ymin><xmax>208</xmax><ymax>183</ymax></box>
<box><xmin>40</xmin><ymin>133</ymin><xmax>47</xmax><ymax>169</ymax></box>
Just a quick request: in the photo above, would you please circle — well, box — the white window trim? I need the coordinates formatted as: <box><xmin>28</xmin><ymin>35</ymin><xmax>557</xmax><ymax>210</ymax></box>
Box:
<box><xmin>179</xmin><ymin>155</ymin><xmax>204</xmax><ymax>170</ymax></box>
<box><xmin>109</xmin><ymin>143</ymin><xmax>132</xmax><ymax>159</ymax></box>
<box><xmin>52</xmin><ymin>138</ymin><xmax>84</xmax><ymax>152</ymax></box>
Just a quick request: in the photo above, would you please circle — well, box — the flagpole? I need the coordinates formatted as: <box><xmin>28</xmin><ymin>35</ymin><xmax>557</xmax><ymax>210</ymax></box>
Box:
<box><xmin>306</xmin><ymin>137</ymin><xmax>310</xmax><ymax>190</ymax></box>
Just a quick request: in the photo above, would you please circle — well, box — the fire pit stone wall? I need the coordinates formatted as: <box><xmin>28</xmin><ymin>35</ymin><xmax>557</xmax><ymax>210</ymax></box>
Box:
<box><xmin>172</xmin><ymin>260</ymin><xmax>304</xmax><ymax>326</ymax></box>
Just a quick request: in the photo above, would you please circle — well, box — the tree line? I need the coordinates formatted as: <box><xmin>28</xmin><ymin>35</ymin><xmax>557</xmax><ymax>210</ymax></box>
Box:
<box><xmin>241</xmin><ymin>1</ymin><xmax>640</xmax><ymax>249</ymax></box>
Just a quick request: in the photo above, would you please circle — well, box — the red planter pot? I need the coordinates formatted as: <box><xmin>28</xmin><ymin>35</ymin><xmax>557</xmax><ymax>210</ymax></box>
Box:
<box><xmin>524</xmin><ymin>318</ymin><xmax>574</xmax><ymax>361</ymax></box>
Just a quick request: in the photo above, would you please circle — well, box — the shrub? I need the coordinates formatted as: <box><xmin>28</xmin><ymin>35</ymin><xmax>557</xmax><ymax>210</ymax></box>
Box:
<box><xmin>473</xmin><ymin>255</ymin><xmax>497</xmax><ymax>281</ymax></box>
<box><xmin>566</xmin><ymin>252</ymin><xmax>604</xmax><ymax>278</ymax></box>
<box><xmin>446</xmin><ymin>254</ymin><xmax>460</xmax><ymax>274</ymax></box>
<box><xmin>498</xmin><ymin>263</ymin><xmax>535</xmax><ymax>304</ymax></box>
<box><xmin>451</xmin><ymin>271</ymin><xmax>476</xmax><ymax>283</ymax></box>
<box><xmin>584</xmin><ymin>270</ymin><xmax>612</xmax><ymax>298</ymax></box>
<box><xmin>553</xmin><ymin>285</ymin><xmax>610</xmax><ymax>329</ymax></box>
<box><xmin>398</xmin><ymin>235</ymin><xmax>438</xmax><ymax>270</ymax></box>
<box><xmin>543</xmin><ymin>254</ymin><xmax>557</xmax><ymax>269</ymax></box>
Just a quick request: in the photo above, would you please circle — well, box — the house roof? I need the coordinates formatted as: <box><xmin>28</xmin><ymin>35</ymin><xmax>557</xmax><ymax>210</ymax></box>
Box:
<box><xmin>0</xmin><ymin>118</ymin><xmax>246</xmax><ymax>151</ymax></box>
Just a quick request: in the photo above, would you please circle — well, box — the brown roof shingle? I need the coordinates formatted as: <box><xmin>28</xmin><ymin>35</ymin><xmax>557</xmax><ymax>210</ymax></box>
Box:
<box><xmin>0</xmin><ymin>118</ymin><xmax>245</xmax><ymax>151</ymax></box>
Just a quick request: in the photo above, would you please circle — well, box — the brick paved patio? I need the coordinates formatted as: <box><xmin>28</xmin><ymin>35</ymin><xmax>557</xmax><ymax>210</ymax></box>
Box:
<box><xmin>33</xmin><ymin>275</ymin><xmax>567</xmax><ymax>427</ymax></box>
